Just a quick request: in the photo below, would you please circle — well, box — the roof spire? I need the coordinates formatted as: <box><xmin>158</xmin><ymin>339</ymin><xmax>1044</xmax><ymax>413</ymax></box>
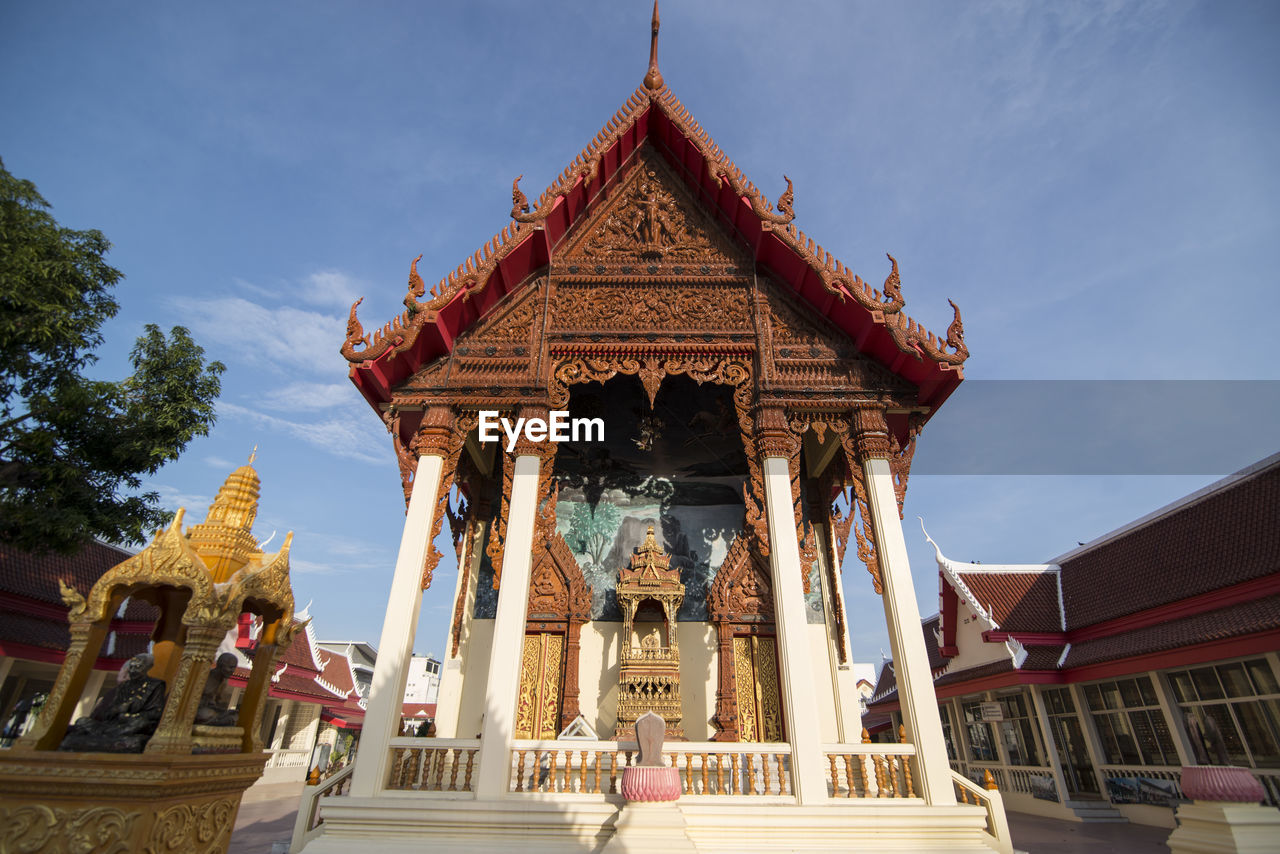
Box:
<box><xmin>643</xmin><ymin>1</ymin><xmax>663</xmax><ymax>91</ymax></box>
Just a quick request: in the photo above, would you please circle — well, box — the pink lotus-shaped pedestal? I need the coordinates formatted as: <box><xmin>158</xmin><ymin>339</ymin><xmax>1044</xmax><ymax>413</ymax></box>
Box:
<box><xmin>619</xmin><ymin>765</ymin><xmax>682</xmax><ymax>802</ymax></box>
<box><xmin>1180</xmin><ymin>765</ymin><xmax>1266</xmax><ymax>803</ymax></box>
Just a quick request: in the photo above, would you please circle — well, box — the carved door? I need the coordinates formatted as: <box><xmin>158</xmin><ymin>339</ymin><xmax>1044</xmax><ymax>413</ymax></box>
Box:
<box><xmin>732</xmin><ymin>635</ymin><xmax>784</xmax><ymax>742</ymax></box>
<box><xmin>515</xmin><ymin>632</ymin><xmax>564</xmax><ymax>739</ymax></box>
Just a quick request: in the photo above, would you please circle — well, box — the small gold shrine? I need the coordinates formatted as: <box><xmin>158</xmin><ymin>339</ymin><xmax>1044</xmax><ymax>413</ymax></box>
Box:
<box><xmin>614</xmin><ymin>525</ymin><xmax>684</xmax><ymax>740</ymax></box>
<box><xmin>0</xmin><ymin>455</ymin><xmax>300</xmax><ymax>854</ymax></box>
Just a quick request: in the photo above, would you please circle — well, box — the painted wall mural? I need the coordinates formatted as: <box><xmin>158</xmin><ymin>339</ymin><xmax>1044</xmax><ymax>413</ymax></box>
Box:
<box><xmin>473</xmin><ymin>374</ymin><xmax>824</xmax><ymax>623</ymax></box>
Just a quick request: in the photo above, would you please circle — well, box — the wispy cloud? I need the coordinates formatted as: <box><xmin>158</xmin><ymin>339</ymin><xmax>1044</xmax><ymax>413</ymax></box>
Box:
<box><xmin>172</xmin><ymin>295</ymin><xmax>346</xmax><ymax>375</ymax></box>
<box><xmin>260</xmin><ymin>381</ymin><xmax>360</xmax><ymax>412</ymax></box>
<box><xmin>151</xmin><ymin>483</ymin><xmax>213</xmax><ymax>522</ymax></box>
<box><xmin>220</xmin><ymin>401</ymin><xmax>392</xmax><ymax>465</ymax></box>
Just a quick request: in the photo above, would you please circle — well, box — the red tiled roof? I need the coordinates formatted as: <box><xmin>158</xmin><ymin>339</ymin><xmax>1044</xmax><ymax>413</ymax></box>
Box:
<box><xmin>1063</xmin><ymin>595</ymin><xmax>1280</xmax><ymax>669</ymax></box>
<box><xmin>317</xmin><ymin>648</ymin><xmax>356</xmax><ymax>697</ymax></box>
<box><xmin>0</xmin><ymin>540</ymin><xmax>136</xmax><ymax>604</ymax></box>
<box><xmin>402</xmin><ymin>703</ymin><xmax>437</xmax><ymax>719</ymax></box>
<box><xmin>1060</xmin><ymin>461</ymin><xmax>1280</xmax><ymax>629</ymax></box>
<box><xmin>954</xmin><ymin>570</ymin><xmax>1060</xmax><ymax>633</ymax></box>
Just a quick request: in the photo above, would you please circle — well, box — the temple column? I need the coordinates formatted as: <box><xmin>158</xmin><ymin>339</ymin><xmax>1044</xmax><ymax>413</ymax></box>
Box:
<box><xmin>757</xmin><ymin>407</ymin><xmax>827</xmax><ymax>804</ymax></box>
<box><xmin>475</xmin><ymin>413</ymin><xmax>544</xmax><ymax>799</ymax></box>
<box><xmin>855</xmin><ymin>407</ymin><xmax>956</xmax><ymax>805</ymax></box>
<box><xmin>349</xmin><ymin>406</ymin><xmax>452</xmax><ymax>798</ymax></box>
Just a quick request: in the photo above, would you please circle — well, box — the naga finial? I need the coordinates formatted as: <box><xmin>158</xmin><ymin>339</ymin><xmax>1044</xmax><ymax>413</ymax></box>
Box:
<box><xmin>643</xmin><ymin>1</ymin><xmax>663</xmax><ymax>91</ymax></box>
<box><xmin>946</xmin><ymin>298</ymin><xmax>968</xmax><ymax>357</ymax></box>
<box><xmin>776</xmin><ymin>175</ymin><xmax>794</xmax><ymax>220</ymax></box>
<box><xmin>404</xmin><ymin>254</ymin><xmax>426</xmax><ymax>313</ymax></box>
<box><xmin>511</xmin><ymin>174</ymin><xmax>530</xmax><ymax>218</ymax></box>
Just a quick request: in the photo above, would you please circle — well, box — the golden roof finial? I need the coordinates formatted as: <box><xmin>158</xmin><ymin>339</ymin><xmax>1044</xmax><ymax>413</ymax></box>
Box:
<box><xmin>186</xmin><ymin>458</ymin><xmax>263</xmax><ymax>581</ymax></box>
<box><xmin>643</xmin><ymin>0</ymin><xmax>664</xmax><ymax>91</ymax></box>
<box><xmin>248</xmin><ymin>445</ymin><xmax>257</xmax><ymax>465</ymax></box>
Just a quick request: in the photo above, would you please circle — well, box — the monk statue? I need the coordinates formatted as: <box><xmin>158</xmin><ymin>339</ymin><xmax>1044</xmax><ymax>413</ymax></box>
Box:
<box><xmin>60</xmin><ymin>653</ymin><xmax>166</xmax><ymax>753</ymax></box>
<box><xmin>1185</xmin><ymin>709</ymin><xmax>1231</xmax><ymax>765</ymax></box>
<box><xmin>195</xmin><ymin>652</ymin><xmax>240</xmax><ymax>727</ymax></box>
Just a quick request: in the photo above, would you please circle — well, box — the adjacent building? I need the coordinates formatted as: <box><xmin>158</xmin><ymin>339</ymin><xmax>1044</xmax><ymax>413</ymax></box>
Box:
<box><xmin>866</xmin><ymin>452</ymin><xmax>1280</xmax><ymax>828</ymax></box>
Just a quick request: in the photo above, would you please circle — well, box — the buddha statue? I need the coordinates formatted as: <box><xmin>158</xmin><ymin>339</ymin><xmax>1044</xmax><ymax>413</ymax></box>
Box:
<box><xmin>59</xmin><ymin>653</ymin><xmax>166</xmax><ymax>753</ymax></box>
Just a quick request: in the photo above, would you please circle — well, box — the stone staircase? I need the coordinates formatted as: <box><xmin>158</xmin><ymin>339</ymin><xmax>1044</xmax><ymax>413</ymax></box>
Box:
<box><xmin>1064</xmin><ymin>798</ymin><xmax>1129</xmax><ymax>822</ymax></box>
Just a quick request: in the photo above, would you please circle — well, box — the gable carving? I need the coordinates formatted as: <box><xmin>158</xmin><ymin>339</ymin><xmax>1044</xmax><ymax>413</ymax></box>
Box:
<box><xmin>528</xmin><ymin>532</ymin><xmax>593</xmax><ymax>621</ymax></box>
<box><xmin>550</xmin><ymin>282</ymin><xmax>752</xmax><ymax>334</ymax></box>
<box><xmin>708</xmin><ymin>532</ymin><xmax>774</xmax><ymax>622</ymax></box>
<box><xmin>556</xmin><ymin>146</ymin><xmax>748</xmax><ymax>278</ymax></box>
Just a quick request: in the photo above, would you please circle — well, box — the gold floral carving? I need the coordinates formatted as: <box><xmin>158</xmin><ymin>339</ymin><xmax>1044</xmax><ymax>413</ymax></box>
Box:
<box><xmin>486</xmin><ymin>444</ymin><xmax>516</xmax><ymax>590</ymax></box>
<box><xmin>146</xmin><ymin>797</ymin><xmax>237</xmax><ymax>853</ymax></box>
<box><xmin>0</xmin><ymin>804</ymin><xmax>140</xmax><ymax>854</ymax></box>
<box><xmin>420</xmin><ymin>408</ymin><xmax>476</xmax><ymax>591</ymax></box>
<box><xmin>450</xmin><ymin>510</ymin><xmax>480</xmax><ymax>658</ymax></box>
<box><xmin>843</xmin><ymin>442</ymin><xmax>883</xmax><ymax>595</ymax></box>
<box><xmin>888</xmin><ymin>415</ymin><xmax>924</xmax><ymax>519</ymax></box>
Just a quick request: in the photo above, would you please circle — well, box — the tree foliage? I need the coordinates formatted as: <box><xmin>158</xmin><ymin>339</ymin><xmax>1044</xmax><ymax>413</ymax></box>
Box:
<box><xmin>0</xmin><ymin>158</ymin><xmax>225</xmax><ymax>553</ymax></box>
<box><xmin>565</xmin><ymin>502</ymin><xmax>620</xmax><ymax>566</ymax></box>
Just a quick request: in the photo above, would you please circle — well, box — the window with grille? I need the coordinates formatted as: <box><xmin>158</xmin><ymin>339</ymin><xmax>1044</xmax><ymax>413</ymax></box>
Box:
<box><xmin>1083</xmin><ymin>675</ymin><xmax>1179</xmax><ymax>766</ymax></box>
<box><xmin>1167</xmin><ymin>659</ymin><xmax>1280</xmax><ymax>768</ymax></box>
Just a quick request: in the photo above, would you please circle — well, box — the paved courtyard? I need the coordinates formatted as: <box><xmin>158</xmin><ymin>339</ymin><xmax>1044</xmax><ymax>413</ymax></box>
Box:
<box><xmin>231</xmin><ymin>784</ymin><xmax>1176</xmax><ymax>854</ymax></box>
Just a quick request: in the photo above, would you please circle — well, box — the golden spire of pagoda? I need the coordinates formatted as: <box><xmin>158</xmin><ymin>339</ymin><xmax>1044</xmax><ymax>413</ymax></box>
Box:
<box><xmin>186</xmin><ymin>448</ymin><xmax>263</xmax><ymax>581</ymax></box>
<box><xmin>643</xmin><ymin>0</ymin><xmax>664</xmax><ymax>91</ymax></box>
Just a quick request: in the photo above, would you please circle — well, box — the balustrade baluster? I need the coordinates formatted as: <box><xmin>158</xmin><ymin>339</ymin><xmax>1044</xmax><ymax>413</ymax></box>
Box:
<box><xmin>730</xmin><ymin>753</ymin><xmax>740</xmax><ymax>795</ymax></box>
<box><xmin>448</xmin><ymin>749</ymin><xmax>460</xmax><ymax>791</ymax></box>
<box><xmin>842</xmin><ymin>755</ymin><xmax>855</xmax><ymax>798</ymax></box>
<box><xmin>464</xmin><ymin>749</ymin><xmax>476</xmax><ymax>792</ymax></box>
<box><xmin>714</xmin><ymin>754</ymin><xmax>725</xmax><ymax>794</ymax></box>
<box><xmin>827</xmin><ymin>754</ymin><xmax>839</xmax><ymax>797</ymax></box>
<box><xmin>777</xmin><ymin>754</ymin><xmax>789</xmax><ymax>796</ymax></box>
<box><xmin>434</xmin><ymin>749</ymin><xmax>447</xmax><ymax>791</ymax></box>
<box><xmin>593</xmin><ymin>751</ymin><xmax>603</xmax><ymax>794</ymax></box>
<box><xmin>700</xmin><ymin>752</ymin><xmax>710</xmax><ymax>793</ymax></box>
<box><xmin>875</xmin><ymin>755</ymin><xmax>887</xmax><ymax>798</ymax></box>
<box><xmin>762</xmin><ymin>751</ymin><xmax>772</xmax><ymax>794</ymax></box>
<box><xmin>684</xmin><ymin>752</ymin><xmax>693</xmax><ymax>794</ymax></box>
<box><xmin>515</xmin><ymin>750</ymin><xmax>527</xmax><ymax>792</ymax></box>
<box><xmin>579</xmin><ymin>750</ymin><xmax>588</xmax><ymax>792</ymax></box>
<box><xmin>903</xmin><ymin>756</ymin><xmax>916</xmax><ymax>798</ymax></box>
<box><xmin>550</xmin><ymin>750</ymin><xmax>560</xmax><ymax>793</ymax></box>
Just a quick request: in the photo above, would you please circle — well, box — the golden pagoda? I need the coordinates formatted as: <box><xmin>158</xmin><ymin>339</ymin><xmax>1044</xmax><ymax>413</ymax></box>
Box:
<box><xmin>0</xmin><ymin>454</ymin><xmax>300</xmax><ymax>854</ymax></box>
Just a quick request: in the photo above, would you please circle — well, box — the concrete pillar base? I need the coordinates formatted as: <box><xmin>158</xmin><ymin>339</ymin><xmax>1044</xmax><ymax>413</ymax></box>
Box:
<box><xmin>602</xmin><ymin>802</ymin><xmax>697</xmax><ymax>853</ymax></box>
<box><xmin>1167</xmin><ymin>800</ymin><xmax>1280</xmax><ymax>853</ymax></box>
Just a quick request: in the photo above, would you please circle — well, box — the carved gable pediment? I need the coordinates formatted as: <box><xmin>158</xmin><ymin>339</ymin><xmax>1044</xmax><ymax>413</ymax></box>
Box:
<box><xmin>556</xmin><ymin>145</ymin><xmax>749</xmax><ymax>279</ymax></box>
<box><xmin>528</xmin><ymin>532</ymin><xmax>592</xmax><ymax>621</ymax></box>
<box><xmin>396</xmin><ymin>277</ymin><xmax>547</xmax><ymax>396</ymax></box>
<box><xmin>759</xmin><ymin>279</ymin><xmax>915</xmax><ymax>396</ymax></box>
<box><xmin>708</xmin><ymin>532</ymin><xmax>774</xmax><ymax>622</ymax></box>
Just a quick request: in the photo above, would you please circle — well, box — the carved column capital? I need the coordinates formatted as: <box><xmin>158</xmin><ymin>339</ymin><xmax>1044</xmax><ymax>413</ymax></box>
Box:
<box><xmin>851</xmin><ymin>405</ymin><xmax>893</xmax><ymax>461</ymax></box>
<box><xmin>510</xmin><ymin>404</ymin><xmax>549</xmax><ymax>456</ymax></box>
<box><xmin>754</xmin><ymin>403</ymin><xmax>800</xmax><ymax>459</ymax></box>
<box><xmin>413</xmin><ymin>403</ymin><xmax>456</xmax><ymax>457</ymax></box>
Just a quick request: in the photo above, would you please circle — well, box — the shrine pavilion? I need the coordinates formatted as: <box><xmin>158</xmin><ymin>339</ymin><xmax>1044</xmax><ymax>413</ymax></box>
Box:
<box><xmin>299</xmin><ymin>5</ymin><xmax>1010</xmax><ymax>851</ymax></box>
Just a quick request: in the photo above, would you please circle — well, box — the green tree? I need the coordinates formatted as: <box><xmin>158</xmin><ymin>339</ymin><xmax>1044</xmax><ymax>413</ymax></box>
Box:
<box><xmin>565</xmin><ymin>502</ymin><xmax>620</xmax><ymax>566</ymax></box>
<box><xmin>0</xmin><ymin>158</ymin><xmax>225</xmax><ymax>553</ymax></box>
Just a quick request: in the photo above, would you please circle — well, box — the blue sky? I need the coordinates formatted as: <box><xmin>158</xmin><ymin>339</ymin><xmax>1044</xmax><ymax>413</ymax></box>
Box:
<box><xmin>3</xmin><ymin>2</ymin><xmax>1277</xmax><ymax>668</ymax></box>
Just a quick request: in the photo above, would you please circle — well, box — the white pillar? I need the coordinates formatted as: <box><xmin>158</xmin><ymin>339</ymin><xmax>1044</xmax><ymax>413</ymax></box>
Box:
<box><xmin>348</xmin><ymin>452</ymin><xmax>445</xmax><ymax>797</ymax></box>
<box><xmin>1152</xmin><ymin>671</ymin><xmax>1195</xmax><ymax>767</ymax></box>
<box><xmin>71</xmin><ymin>668</ymin><xmax>108</xmax><ymax>720</ymax></box>
<box><xmin>474</xmin><ymin>453</ymin><xmax>542</xmax><ymax>799</ymax></box>
<box><xmin>762</xmin><ymin>455</ymin><xmax>828</xmax><ymax>804</ymax></box>
<box><xmin>864</xmin><ymin>455</ymin><xmax>956</xmax><ymax>805</ymax></box>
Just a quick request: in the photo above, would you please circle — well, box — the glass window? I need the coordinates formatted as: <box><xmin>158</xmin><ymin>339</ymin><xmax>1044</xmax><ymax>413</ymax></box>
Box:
<box><xmin>1247</xmin><ymin>660</ymin><xmax>1279</xmax><ymax>695</ymax></box>
<box><xmin>962</xmin><ymin>702</ymin><xmax>998</xmax><ymax>762</ymax></box>
<box><xmin>996</xmin><ymin>692</ymin><xmax>1042</xmax><ymax>767</ymax></box>
<box><xmin>1169</xmin><ymin>659</ymin><xmax>1280</xmax><ymax>769</ymax></box>
<box><xmin>1219</xmin><ymin>663</ymin><xmax>1254</xmax><ymax>698</ymax></box>
<box><xmin>939</xmin><ymin>704</ymin><xmax>958</xmax><ymax>761</ymax></box>
<box><xmin>1191</xmin><ymin>667</ymin><xmax>1226</xmax><ymax>701</ymax></box>
<box><xmin>1084</xmin><ymin>675</ymin><xmax>1178</xmax><ymax>766</ymax></box>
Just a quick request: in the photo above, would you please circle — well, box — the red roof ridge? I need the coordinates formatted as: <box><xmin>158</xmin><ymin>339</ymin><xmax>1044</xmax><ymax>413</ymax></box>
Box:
<box><xmin>341</xmin><ymin>71</ymin><xmax>970</xmax><ymax>410</ymax></box>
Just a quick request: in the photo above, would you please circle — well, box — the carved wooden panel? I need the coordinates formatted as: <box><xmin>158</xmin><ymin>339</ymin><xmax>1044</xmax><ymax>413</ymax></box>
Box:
<box><xmin>555</xmin><ymin>145</ymin><xmax>749</xmax><ymax>280</ymax></box>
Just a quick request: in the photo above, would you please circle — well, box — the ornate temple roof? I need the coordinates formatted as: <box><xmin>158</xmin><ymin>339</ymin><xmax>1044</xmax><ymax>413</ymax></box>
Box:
<box><xmin>342</xmin><ymin>3</ymin><xmax>968</xmax><ymax>416</ymax></box>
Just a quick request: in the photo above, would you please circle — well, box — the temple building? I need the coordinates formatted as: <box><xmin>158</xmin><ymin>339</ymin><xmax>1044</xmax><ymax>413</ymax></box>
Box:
<box><xmin>866</xmin><ymin>452</ymin><xmax>1280</xmax><ymax>829</ymax></box>
<box><xmin>299</xmin><ymin>6</ymin><xmax>1012</xmax><ymax>851</ymax></box>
